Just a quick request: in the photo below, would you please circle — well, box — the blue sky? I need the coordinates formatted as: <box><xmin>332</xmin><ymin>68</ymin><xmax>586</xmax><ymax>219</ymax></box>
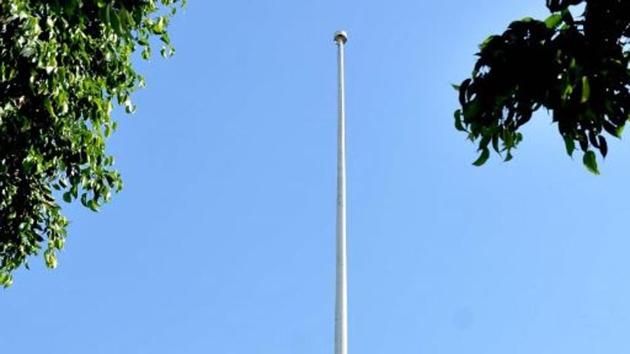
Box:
<box><xmin>4</xmin><ymin>1</ymin><xmax>630</xmax><ymax>353</ymax></box>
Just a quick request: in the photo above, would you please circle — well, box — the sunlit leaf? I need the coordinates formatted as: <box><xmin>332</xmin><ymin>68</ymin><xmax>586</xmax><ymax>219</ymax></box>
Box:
<box><xmin>0</xmin><ymin>0</ymin><xmax>184</xmax><ymax>286</ymax></box>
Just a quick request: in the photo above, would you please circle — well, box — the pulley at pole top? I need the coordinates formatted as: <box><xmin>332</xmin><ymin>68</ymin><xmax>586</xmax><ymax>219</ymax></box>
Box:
<box><xmin>334</xmin><ymin>30</ymin><xmax>348</xmax><ymax>44</ymax></box>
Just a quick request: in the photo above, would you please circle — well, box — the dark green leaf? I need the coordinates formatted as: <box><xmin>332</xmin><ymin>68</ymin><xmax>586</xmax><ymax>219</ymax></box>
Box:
<box><xmin>454</xmin><ymin>1</ymin><xmax>627</xmax><ymax>175</ymax></box>
<box><xmin>599</xmin><ymin>136</ymin><xmax>608</xmax><ymax>158</ymax></box>
<box><xmin>454</xmin><ymin>110</ymin><xmax>466</xmax><ymax>132</ymax></box>
<box><xmin>563</xmin><ymin>136</ymin><xmax>575</xmax><ymax>157</ymax></box>
<box><xmin>581</xmin><ymin>76</ymin><xmax>590</xmax><ymax>104</ymax></box>
<box><xmin>583</xmin><ymin>151</ymin><xmax>600</xmax><ymax>175</ymax></box>
<box><xmin>473</xmin><ymin>148</ymin><xmax>490</xmax><ymax>166</ymax></box>
<box><xmin>87</xmin><ymin>200</ymin><xmax>99</xmax><ymax>212</ymax></box>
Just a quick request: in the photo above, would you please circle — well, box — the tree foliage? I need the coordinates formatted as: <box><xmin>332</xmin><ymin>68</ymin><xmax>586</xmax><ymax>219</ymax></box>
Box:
<box><xmin>455</xmin><ymin>0</ymin><xmax>630</xmax><ymax>174</ymax></box>
<box><xmin>0</xmin><ymin>0</ymin><xmax>183</xmax><ymax>287</ymax></box>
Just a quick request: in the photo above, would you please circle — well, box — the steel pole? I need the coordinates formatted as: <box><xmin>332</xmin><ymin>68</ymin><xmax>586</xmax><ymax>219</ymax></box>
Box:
<box><xmin>334</xmin><ymin>30</ymin><xmax>348</xmax><ymax>354</ymax></box>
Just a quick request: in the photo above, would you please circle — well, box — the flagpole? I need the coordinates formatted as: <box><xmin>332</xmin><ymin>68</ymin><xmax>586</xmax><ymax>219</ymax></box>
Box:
<box><xmin>334</xmin><ymin>30</ymin><xmax>348</xmax><ymax>354</ymax></box>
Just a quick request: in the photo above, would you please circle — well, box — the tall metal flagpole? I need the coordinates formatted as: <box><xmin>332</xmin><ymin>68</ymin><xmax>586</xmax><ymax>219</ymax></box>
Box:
<box><xmin>334</xmin><ymin>30</ymin><xmax>348</xmax><ymax>354</ymax></box>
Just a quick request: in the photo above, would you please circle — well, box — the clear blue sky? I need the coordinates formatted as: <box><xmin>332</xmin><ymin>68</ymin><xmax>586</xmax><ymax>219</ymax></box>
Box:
<box><xmin>4</xmin><ymin>1</ymin><xmax>630</xmax><ymax>353</ymax></box>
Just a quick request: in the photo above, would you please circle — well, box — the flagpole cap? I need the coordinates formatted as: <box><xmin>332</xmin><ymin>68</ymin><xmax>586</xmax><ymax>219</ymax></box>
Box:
<box><xmin>334</xmin><ymin>30</ymin><xmax>348</xmax><ymax>44</ymax></box>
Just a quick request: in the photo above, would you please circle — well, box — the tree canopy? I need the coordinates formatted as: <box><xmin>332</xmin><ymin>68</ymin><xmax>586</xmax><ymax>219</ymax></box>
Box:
<box><xmin>0</xmin><ymin>0</ymin><xmax>183</xmax><ymax>287</ymax></box>
<box><xmin>455</xmin><ymin>0</ymin><xmax>630</xmax><ymax>174</ymax></box>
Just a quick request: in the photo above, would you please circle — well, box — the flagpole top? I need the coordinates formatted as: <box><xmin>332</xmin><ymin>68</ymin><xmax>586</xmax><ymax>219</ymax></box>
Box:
<box><xmin>334</xmin><ymin>30</ymin><xmax>348</xmax><ymax>44</ymax></box>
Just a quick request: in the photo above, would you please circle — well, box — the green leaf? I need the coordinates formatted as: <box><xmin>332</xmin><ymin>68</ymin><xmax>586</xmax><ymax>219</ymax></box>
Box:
<box><xmin>0</xmin><ymin>272</ymin><xmax>13</xmax><ymax>288</ymax></box>
<box><xmin>562</xmin><ymin>83</ymin><xmax>574</xmax><ymax>101</ymax></box>
<box><xmin>616</xmin><ymin>124</ymin><xmax>625</xmax><ymax>138</ymax></box>
<box><xmin>43</xmin><ymin>98</ymin><xmax>56</xmax><ymax>118</ymax></box>
<box><xmin>545</xmin><ymin>13</ymin><xmax>563</xmax><ymax>29</ymax></box>
<box><xmin>563</xmin><ymin>136</ymin><xmax>575</xmax><ymax>157</ymax></box>
<box><xmin>504</xmin><ymin>130</ymin><xmax>514</xmax><ymax>149</ymax></box>
<box><xmin>105</xmin><ymin>3</ymin><xmax>111</xmax><ymax>24</ymax></box>
<box><xmin>472</xmin><ymin>148</ymin><xmax>490</xmax><ymax>167</ymax></box>
<box><xmin>463</xmin><ymin>100</ymin><xmax>481</xmax><ymax>120</ymax></box>
<box><xmin>491</xmin><ymin>133</ymin><xmax>500</xmax><ymax>153</ymax></box>
<box><xmin>479</xmin><ymin>36</ymin><xmax>496</xmax><ymax>50</ymax></box>
<box><xmin>599</xmin><ymin>136</ymin><xmax>608</xmax><ymax>158</ymax></box>
<box><xmin>141</xmin><ymin>47</ymin><xmax>151</xmax><ymax>60</ymax></box>
<box><xmin>454</xmin><ymin>110</ymin><xmax>466</xmax><ymax>132</ymax></box>
<box><xmin>87</xmin><ymin>200</ymin><xmax>100</xmax><ymax>212</ymax></box>
<box><xmin>581</xmin><ymin>76</ymin><xmax>590</xmax><ymax>103</ymax></box>
<box><xmin>44</xmin><ymin>250</ymin><xmax>58</xmax><ymax>269</ymax></box>
<box><xmin>53</xmin><ymin>237</ymin><xmax>64</xmax><ymax>250</ymax></box>
<box><xmin>582</xmin><ymin>151</ymin><xmax>600</xmax><ymax>175</ymax></box>
<box><xmin>62</xmin><ymin>192</ymin><xmax>72</xmax><ymax>203</ymax></box>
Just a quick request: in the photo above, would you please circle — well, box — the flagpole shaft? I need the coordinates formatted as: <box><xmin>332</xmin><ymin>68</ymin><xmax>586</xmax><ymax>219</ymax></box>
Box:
<box><xmin>334</xmin><ymin>30</ymin><xmax>348</xmax><ymax>354</ymax></box>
